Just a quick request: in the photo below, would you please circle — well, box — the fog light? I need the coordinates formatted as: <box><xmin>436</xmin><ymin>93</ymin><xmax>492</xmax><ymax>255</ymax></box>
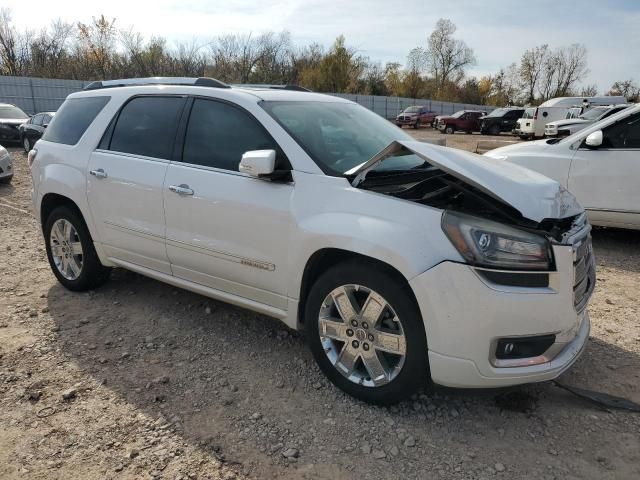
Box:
<box><xmin>495</xmin><ymin>334</ymin><xmax>556</xmax><ymax>360</ymax></box>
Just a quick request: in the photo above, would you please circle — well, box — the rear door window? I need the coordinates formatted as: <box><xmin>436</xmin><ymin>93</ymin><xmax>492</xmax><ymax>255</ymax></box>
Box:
<box><xmin>42</xmin><ymin>97</ymin><xmax>110</xmax><ymax>145</ymax></box>
<box><xmin>107</xmin><ymin>96</ymin><xmax>185</xmax><ymax>160</ymax></box>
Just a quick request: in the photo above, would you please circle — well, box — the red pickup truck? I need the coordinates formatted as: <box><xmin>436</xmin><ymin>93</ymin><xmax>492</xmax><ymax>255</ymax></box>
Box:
<box><xmin>436</xmin><ymin>110</ymin><xmax>485</xmax><ymax>134</ymax></box>
<box><xmin>395</xmin><ymin>106</ymin><xmax>438</xmax><ymax>128</ymax></box>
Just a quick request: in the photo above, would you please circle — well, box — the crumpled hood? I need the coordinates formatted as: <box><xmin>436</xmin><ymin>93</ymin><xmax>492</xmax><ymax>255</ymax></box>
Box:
<box><xmin>354</xmin><ymin>140</ymin><xmax>582</xmax><ymax>223</ymax></box>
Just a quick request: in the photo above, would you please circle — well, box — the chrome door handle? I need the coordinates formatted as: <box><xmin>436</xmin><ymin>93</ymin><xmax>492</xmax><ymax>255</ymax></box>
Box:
<box><xmin>168</xmin><ymin>184</ymin><xmax>194</xmax><ymax>196</ymax></box>
<box><xmin>89</xmin><ymin>168</ymin><xmax>108</xmax><ymax>179</ymax></box>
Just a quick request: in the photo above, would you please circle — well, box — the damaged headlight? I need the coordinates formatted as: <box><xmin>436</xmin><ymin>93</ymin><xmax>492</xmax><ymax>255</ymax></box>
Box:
<box><xmin>442</xmin><ymin>211</ymin><xmax>552</xmax><ymax>270</ymax></box>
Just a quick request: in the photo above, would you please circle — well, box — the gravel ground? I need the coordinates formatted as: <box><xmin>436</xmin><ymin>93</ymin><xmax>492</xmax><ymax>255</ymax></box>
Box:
<box><xmin>1</xmin><ymin>138</ymin><xmax>639</xmax><ymax>479</ymax></box>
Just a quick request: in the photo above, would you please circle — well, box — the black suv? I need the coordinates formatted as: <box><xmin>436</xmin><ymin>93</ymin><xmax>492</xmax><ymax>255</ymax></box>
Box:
<box><xmin>480</xmin><ymin>107</ymin><xmax>524</xmax><ymax>136</ymax></box>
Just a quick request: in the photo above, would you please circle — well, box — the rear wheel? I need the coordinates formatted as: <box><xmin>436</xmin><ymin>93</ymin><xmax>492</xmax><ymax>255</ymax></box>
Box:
<box><xmin>305</xmin><ymin>261</ymin><xmax>429</xmax><ymax>404</ymax></box>
<box><xmin>44</xmin><ymin>206</ymin><xmax>111</xmax><ymax>291</ymax></box>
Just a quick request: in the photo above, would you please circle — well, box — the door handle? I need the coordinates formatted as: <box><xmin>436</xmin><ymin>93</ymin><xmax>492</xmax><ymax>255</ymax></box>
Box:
<box><xmin>168</xmin><ymin>184</ymin><xmax>194</xmax><ymax>196</ymax></box>
<box><xmin>89</xmin><ymin>168</ymin><xmax>108</xmax><ymax>179</ymax></box>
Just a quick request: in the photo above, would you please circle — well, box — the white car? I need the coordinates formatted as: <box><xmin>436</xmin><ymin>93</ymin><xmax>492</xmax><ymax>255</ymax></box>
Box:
<box><xmin>0</xmin><ymin>144</ymin><xmax>13</xmax><ymax>183</ymax></box>
<box><xmin>30</xmin><ymin>77</ymin><xmax>594</xmax><ymax>404</ymax></box>
<box><xmin>486</xmin><ymin>104</ymin><xmax>640</xmax><ymax>230</ymax></box>
<box><xmin>544</xmin><ymin>104</ymin><xmax>630</xmax><ymax>137</ymax></box>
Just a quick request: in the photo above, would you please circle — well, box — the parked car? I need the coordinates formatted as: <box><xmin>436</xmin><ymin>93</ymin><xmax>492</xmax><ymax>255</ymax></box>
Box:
<box><xmin>31</xmin><ymin>77</ymin><xmax>594</xmax><ymax>404</ymax></box>
<box><xmin>19</xmin><ymin>111</ymin><xmax>55</xmax><ymax>152</ymax></box>
<box><xmin>516</xmin><ymin>96</ymin><xmax>627</xmax><ymax>140</ymax></box>
<box><xmin>395</xmin><ymin>106</ymin><xmax>437</xmax><ymax>128</ymax></box>
<box><xmin>0</xmin><ymin>103</ymin><xmax>30</xmax><ymax>145</ymax></box>
<box><xmin>0</xmin><ymin>144</ymin><xmax>13</xmax><ymax>184</ymax></box>
<box><xmin>480</xmin><ymin>107</ymin><xmax>525</xmax><ymax>135</ymax></box>
<box><xmin>544</xmin><ymin>104</ymin><xmax>629</xmax><ymax>138</ymax></box>
<box><xmin>486</xmin><ymin>103</ymin><xmax>640</xmax><ymax>229</ymax></box>
<box><xmin>437</xmin><ymin>110</ymin><xmax>485</xmax><ymax>134</ymax></box>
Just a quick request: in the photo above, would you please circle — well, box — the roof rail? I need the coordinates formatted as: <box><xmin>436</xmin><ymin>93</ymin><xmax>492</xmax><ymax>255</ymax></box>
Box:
<box><xmin>232</xmin><ymin>83</ymin><xmax>311</xmax><ymax>92</ymax></box>
<box><xmin>83</xmin><ymin>77</ymin><xmax>230</xmax><ymax>91</ymax></box>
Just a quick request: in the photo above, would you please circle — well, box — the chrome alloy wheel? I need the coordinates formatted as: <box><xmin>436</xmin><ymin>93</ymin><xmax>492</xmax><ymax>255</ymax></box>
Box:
<box><xmin>318</xmin><ymin>284</ymin><xmax>407</xmax><ymax>387</ymax></box>
<box><xmin>50</xmin><ymin>219</ymin><xmax>84</xmax><ymax>280</ymax></box>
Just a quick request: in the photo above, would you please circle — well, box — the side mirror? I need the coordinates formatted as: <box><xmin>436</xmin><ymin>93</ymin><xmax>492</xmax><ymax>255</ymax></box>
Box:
<box><xmin>585</xmin><ymin>130</ymin><xmax>603</xmax><ymax>148</ymax></box>
<box><xmin>239</xmin><ymin>149</ymin><xmax>276</xmax><ymax>178</ymax></box>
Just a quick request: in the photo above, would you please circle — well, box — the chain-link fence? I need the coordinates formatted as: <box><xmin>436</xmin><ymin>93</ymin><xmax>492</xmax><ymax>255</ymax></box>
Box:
<box><xmin>0</xmin><ymin>75</ymin><xmax>495</xmax><ymax>118</ymax></box>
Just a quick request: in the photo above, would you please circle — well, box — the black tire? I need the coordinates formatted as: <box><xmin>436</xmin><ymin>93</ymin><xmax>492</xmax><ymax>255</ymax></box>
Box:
<box><xmin>0</xmin><ymin>175</ymin><xmax>12</xmax><ymax>184</ymax></box>
<box><xmin>444</xmin><ymin>125</ymin><xmax>455</xmax><ymax>134</ymax></box>
<box><xmin>304</xmin><ymin>260</ymin><xmax>429</xmax><ymax>405</ymax></box>
<box><xmin>23</xmin><ymin>136</ymin><xmax>31</xmax><ymax>153</ymax></box>
<box><xmin>489</xmin><ymin>124</ymin><xmax>501</xmax><ymax>136</ymax></box>
<box><xmin>44</xmin><ymin>206</ymin><xmax>111</xmax><ymax>291</ymax></box>
<box><xmin>413</xmin><ymin>120</ymin><xmax>421</xmax><ymax>129</ymax></box>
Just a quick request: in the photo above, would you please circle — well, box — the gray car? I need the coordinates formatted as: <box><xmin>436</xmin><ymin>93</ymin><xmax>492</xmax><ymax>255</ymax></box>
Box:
<box><xmin>0</xmin><ymin>144</ymin><xmax>13</xmax><ymax>184</ymax></box>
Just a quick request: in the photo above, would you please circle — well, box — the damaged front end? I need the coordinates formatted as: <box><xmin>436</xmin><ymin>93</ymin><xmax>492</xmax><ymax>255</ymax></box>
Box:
<box><xmin>349</xmin><ymin>140</ymin><xmax>584</xmax><ymax>243</ymax></box>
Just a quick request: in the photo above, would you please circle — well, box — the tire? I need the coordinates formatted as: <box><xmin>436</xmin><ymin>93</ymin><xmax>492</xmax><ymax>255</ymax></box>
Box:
<box><xmin>0</xmin><ymin>175</ymin><xmax>12</xmax><ymax>184</ymax></box>
<box><xmin>23</xmin><ymin>136</ymin><xmax>31</xmax><ymax>153</ymax></box>
<box><xmin>444</xmin><ymin>125</ymin><xmax>455</xmax><ymax>135</ymax></box>
<box><xmin>413</xmin><ymin>120</ymin><xmax>421</xmax><ymax>129</ymax></box>
<box><xmin>44</xmin><ymin>206</ymin><xmax>111</xmax><ymax>291</ymax></box>
<box><xmin>489</xmin><ymin>124</ymin><xmax>501</xmax><ymax>136</ymax></box>
<box><xmin>304</xmin><ymin>260</ymin><xmax>429</xmax><ymax>405</ymax></box>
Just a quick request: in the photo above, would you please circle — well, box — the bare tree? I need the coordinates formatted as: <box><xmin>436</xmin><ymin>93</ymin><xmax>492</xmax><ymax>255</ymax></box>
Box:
<box><xmin>552</xmin><ymin>44</ymin><xmax>589</xmax><ymax>97</ymax></box>
<box><xmin>608</xmin><ymin>79</ymin><xmax>639</xmax><ymax>102</ymax></box>
<box><xmin>519</xmin><ymin>45</ymin><xmax>548</xmax><ymax>103</ymax></box>
<box><xmin>424</xmin><ymin>18</ymin><xmax>475</xmax><ymax>97</ymax></box>
<box><xmin>0</xmin><ymin>8</ymin><xmax>33</xmax><ymax>76</ymax></box>
<box><xmin>580</xmin><ymin>84</ymin><xmax>598</xmax><ymax>97</ymax></box>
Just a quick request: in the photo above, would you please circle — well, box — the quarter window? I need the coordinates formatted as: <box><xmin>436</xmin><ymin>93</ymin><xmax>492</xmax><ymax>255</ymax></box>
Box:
<box><xmin>42</xmin><ymin>96</ymin><xmax>110</xmax><ymax>145</ymax></box>
<box><xmin>108</xmin><ymin>96</ymin><xmax>185</xmax><ymax>160</ymax></box>
<box><xmin>182</xmin><ymin>98</ymin><xmax>281</xmax><ymax>171</ymax></box>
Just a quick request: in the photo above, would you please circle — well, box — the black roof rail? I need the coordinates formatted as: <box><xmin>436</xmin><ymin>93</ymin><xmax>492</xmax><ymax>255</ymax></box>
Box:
<box><xmin>231</xmin><ymin>83</ymin><xmax>311</xmax><ymax>92</ymax></box>
<box><xmin>83</xmin><ymin>77</ymin><xmax>230</xmax><ymax>91</ymax></box>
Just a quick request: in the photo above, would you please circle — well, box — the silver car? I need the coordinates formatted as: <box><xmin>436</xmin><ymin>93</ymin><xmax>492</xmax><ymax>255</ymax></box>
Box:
<box><xmin>0</xmin><ymin>145</ymin><xmax>13</xmax><ymax>184</ymax></box>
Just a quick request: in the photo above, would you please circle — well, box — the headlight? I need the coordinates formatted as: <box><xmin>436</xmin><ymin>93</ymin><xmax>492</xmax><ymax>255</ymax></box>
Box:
<box><xmin>442</xmin><ymin>211</ymin><xmax>552</xmax><ymax>270</ymax></box>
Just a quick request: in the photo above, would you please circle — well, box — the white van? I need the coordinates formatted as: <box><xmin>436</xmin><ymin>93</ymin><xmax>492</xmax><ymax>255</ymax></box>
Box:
<box><xmin>516</xmin><ymin>96</ymin><xmax>627</xmax><ymax>139</ymax></box>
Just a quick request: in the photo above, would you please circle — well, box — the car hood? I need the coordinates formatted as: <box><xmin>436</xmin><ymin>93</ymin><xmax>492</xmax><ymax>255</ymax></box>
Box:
<box><xmin>398</xmin><ymin>112</ymin><xmax>417</xmax><ymax>117</ymax></box>
<box><xmin>353</xmin><ymin>140</ymin><xmax>581</xmax><ymax>223</ymax></box>
<box><xmin>548</xmin><ymin>118</ymin><xmax>589</xmax><ymax>128</ymax></box>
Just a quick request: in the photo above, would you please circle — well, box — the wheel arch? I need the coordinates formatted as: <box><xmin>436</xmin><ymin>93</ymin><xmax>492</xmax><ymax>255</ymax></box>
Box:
<box><xmin>296</xmin><ymin>248</ymin><xmax>421</xmax><ymax>329</ymax></box>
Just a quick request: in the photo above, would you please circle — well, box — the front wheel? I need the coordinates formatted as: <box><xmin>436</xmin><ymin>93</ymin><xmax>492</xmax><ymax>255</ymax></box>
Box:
<box><xmin>413</xmin><ymin>120</ymin><xmax>421</xmax><ymax>129</ymax></box>
<box><xmin>305</xmin><ymin>261</ymin><xmax>429</xmax><ymax>404</ymax></box>
<box><xmin>489</xmin><ymin>125</ymin><xmax>501</xmax><ymax>136</ymax></box>
<box><xmin>44</xmin><ymin>206</ymin><xmax>111</xmax><ymax>291</ymax></box>
<box><xmin>23</xmin><ymin>136</ymin><xmax>31</xmax><ymax>153</ymax></box>
<box><xmin>444</xmin><ymin>125</ymin><xmax>455</xmax><ymax>134</ymax></box>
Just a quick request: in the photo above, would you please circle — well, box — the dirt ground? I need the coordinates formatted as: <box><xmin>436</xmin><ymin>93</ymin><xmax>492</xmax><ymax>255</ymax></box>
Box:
<box><xmin>1</xmin><ymin>134</ymin><xmax>639</xmax><ymax>480</ymax></box>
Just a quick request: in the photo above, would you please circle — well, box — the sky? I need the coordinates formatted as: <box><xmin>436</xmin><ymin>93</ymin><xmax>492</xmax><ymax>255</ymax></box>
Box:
<box><xmin>4</xmin><ymin>0</ymin><xmax>639</xmax><ymax>92</ymax></box>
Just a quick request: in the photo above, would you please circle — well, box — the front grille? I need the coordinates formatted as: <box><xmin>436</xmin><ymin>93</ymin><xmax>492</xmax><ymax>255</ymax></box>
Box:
<box><xmin>572</xmin><ymin>229</ymin><xmax>596</xmax><ymax>312</ymax></box>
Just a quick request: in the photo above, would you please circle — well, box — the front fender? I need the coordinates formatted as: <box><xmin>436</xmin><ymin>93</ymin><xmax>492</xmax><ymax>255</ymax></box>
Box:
<box><xmin>286</xmin><ymin>172</ymin><xmax>462</xmax><ymax>300</ymax></box>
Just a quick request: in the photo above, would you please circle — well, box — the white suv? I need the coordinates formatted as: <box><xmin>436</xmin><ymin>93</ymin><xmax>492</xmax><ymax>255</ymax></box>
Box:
<box><xmin>30</xmin><ymin>77</ymin><xmax>595</xmax><ymax>404</ymax></box>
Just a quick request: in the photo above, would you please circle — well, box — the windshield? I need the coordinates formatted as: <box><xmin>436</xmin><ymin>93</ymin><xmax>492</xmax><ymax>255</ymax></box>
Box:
<box><xmin>403</xmin><ymin>106</ymin><xmax>420</xmax><ymax>113</ymax></box>
<box><xmin>486</xmin><ymin>108</ymin><xmax>508</xmax><ymax>118</ymax></box>
<box><xmin>0</xmin><ymin>105</ymin><xmax>29</xmax><ymax>119</ymax></box>
<box><xmin>261</xmin><ymin>101</ymin><xmax>425</xmax><ymax>176</ymax></box>
<box><xmin>450</xmin><ymin>110</ymin><xmax>465</xmax><ymax>118</ymax></box>
<box><xmin>522</xmin><ymin>108</ymin><xmax>536</xmax><ymax>119</ymax></box>
<box><xmin>579</xmin><ymin>107</ymin><xmax>608</xmax><ymax>120</ymax></box>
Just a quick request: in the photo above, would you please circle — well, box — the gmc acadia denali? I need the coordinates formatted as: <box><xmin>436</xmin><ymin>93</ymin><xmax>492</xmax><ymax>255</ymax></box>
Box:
<box><xmin>30</xmin><ymin>77</ymin><xmax>595</xmax><ymax>404</ymax></box>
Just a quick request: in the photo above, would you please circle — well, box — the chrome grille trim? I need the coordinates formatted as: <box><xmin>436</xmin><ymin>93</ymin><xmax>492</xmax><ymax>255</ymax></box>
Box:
<box><xmin>570</xmin><ymin>218</ymin><xmax>596</xmax><ymax>313</ymax></box>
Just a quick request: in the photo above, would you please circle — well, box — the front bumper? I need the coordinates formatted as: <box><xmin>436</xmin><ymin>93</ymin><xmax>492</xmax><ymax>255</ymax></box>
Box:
<box><xmin>0</xmin><ymin>153</ymin><xmax>13</xmax><ymax>180</ymax></box>
<box><xmin>409</xmin><ymin>242</ymin><xmax>592</xmax><ymax>388</ymax></box>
